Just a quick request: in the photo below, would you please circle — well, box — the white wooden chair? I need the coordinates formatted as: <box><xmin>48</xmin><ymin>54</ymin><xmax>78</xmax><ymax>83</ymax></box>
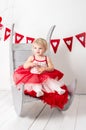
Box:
<box><xmin>9</xmin><ymin>25</ymin><xmax>77</xmax><ymax>116</ymax></box>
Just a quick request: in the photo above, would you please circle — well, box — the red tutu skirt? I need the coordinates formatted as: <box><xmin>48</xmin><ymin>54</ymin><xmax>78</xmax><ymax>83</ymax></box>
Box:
<box><xmin>13</xmin><ymin>65</ymin><xmax>64</xmax><ymax>85</ymax></box>
<box><xmin>13</xmin><ymin>65</ymin><xmax>69</xmax><ymax>109</ymax></box>
<box><xmin>24</xmin><ymin>85</ymin><xmax>68</xmax><ymax>109</ymax></box>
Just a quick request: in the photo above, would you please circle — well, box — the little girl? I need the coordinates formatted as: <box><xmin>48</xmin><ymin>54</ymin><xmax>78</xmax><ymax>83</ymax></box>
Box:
<box><xmin>13</xmin><ymin>38</ymin><xmax>75</xmax><ymax>109</ymax></box>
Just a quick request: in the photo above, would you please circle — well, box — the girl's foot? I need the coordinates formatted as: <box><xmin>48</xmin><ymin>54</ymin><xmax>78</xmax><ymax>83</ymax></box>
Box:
<box><xmin>57</xmin><ymin>89</ymin><xmax>66</xmax><ymax>95</ymax></box>
<box><xmin>36</xmin><ymin>91</ymin><xmax>44</xmax><ymax>97</ymax></box>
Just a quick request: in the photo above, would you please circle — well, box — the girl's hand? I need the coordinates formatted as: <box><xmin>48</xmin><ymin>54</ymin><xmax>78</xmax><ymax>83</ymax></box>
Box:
<box><xmin>30</xmin><ymin>63</ymin><xmax>37</xmax><ymax>67</ymax></box>
<box><xmin>37</xmin><ymin>67</ymin><xmax>45</xmax><ymax>74</ymax></box>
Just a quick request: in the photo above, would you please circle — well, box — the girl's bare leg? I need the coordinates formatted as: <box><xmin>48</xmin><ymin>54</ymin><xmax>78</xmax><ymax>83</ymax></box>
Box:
<box><xmin>45</xmin><ymin>78</ymin><xmax>66</xmax><ymax>95</ymax></box>
<box><xmin>33</xmin><ymin>84</ymin><xmax>44</xmax><ymax>97</ymax></box>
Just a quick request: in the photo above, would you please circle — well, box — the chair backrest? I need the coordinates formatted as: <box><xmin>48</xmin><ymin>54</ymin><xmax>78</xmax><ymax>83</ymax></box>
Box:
<box><xmin>12</xmin><ymin>44</ymin><xmax>32</xmax><ymax>70</ymax></box>
<box><xmin>9</xmin><ymin>25</ymin><xmax>56</xmax><ymax>77</ymax></box>
<box><xmin>10</xmin><ymin>43</ymin><xmax>51</xmax><ymax>72</ymax></box>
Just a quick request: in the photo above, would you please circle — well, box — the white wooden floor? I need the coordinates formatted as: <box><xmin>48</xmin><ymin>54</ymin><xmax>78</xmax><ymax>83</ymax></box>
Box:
<box><xmin>0</xmin><ymin>90</ymin><xmax>86</xmax><ymax>130</ymax></box>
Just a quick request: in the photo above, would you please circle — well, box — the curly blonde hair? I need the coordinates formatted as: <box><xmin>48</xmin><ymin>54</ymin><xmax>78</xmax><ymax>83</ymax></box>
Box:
<box><xmin>32</xmin><ymin>38</ymin><xmax>48</xmax><ymax>52</ymax></box>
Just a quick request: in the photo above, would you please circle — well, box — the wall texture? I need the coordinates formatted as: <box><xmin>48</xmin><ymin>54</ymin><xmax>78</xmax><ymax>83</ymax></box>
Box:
<box><xmin>0</xmin><ymin>0</ymin><xmax>86</xmax><ymax>93</ymax></box>
<box><xmin>0</xmin><ymin>0</ymin><xmax>14</xmax><ymax>90</ymax></box>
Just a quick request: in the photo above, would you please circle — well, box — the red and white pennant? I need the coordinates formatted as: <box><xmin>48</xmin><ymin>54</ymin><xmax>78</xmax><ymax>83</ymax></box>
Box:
<box><xmin>26</xmin><ymin>37</ymin><xmax>35</xmax><ymax>44</ymax></box>
<box><xmin>4</xmin><ymin>27</ymin><xmax>11</xmax><ymax>41</ymax></box>
<box><xmin>63</xmin><ymin>36</ymin><xmax>73</xmax><ymax>52</ymax></box>
<box><xmin>3</xmin><ymin>26</ymin><xmax>86</xmax><ymax>53</ymax></box>
<box><xmin>75</xmin><ymin>32</ymin><xmax>86</xmax><ymax>47</ymax></box>
<box><xmin>15</xmin><ymin>33</ymin><xmax>24</xmax><ymax>44</ymax></box>
<box><xmin>50</xmin><ymin>39</ymin><xmax>60</xmax><ymax>53</ymax></box>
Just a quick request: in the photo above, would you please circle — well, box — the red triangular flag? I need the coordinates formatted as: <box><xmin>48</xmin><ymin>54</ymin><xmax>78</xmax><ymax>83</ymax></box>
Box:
<box><xmin>75</xmin><ymin>32</ymin><xmax>86</xmax><ymax>47</ymax></box>
<box><xmin>4</xmin><ymin>27</ymin><xmax>11</xmax><ymax>41</ymax></box>
<box><xmin>26</xmin><ymin>37</ymin><xmax>35</xmax><ymax>44</ymax></box>
<box><xmin>63</xmin><ymin>36</ymin><xmax>73</xmax><ymax>51</ymax></box>
<box><xmin>15</xmin><ymin>33</ymin><xmax>24</xmax><ymax>44</ymax></box>
<box><xmin>50</xmin><ymin>39</ymin><xmax>60</xmax><ymax>53</ymax></box>
<box><xmin>0</xmin><ymin>16</ymin><xmax>2</xmax><ymax>22</ymax></box>
<box><xmin>0</xmin><ymin>23</ymin><xmax>3</xmax><ymax>29</ymax></box>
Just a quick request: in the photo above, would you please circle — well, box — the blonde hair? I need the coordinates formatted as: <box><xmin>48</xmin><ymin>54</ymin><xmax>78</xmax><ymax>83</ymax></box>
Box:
<box><xmin>32</xmin><ymin>38</ymin><xmax>48</xmax><ymax>52</ymax></box>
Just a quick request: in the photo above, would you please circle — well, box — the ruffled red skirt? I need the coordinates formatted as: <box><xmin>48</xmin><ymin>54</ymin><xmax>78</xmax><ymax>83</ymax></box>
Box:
<box><xmin>13</xmin><ymin>65</ymin><xmax>64</xmax><ymax>85</ymax></box>
<box><xmin>13</xmin><ymin>65</ymin><xmax>69</xmax><ymax>109</ymax></box>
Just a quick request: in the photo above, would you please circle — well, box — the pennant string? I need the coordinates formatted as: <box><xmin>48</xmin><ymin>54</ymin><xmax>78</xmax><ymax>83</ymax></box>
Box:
<box><xmin>75</xmin><ymin>32</ymin><xmax>86</xmax><ymax>47</ymax></box>
<box><xmin>15</xmin><ymin>33</ymin><xmax>24</xmax><ymax>43</ymax></box>
<box><xmin>0</xmin><ymin>18</ymin><xmax>85</xmax><ymax>53</ymax></box>
<box><xmin>63</xmin><ymin>37</ymin><xmax>73</xmax><ymax>52</ymax></box>
<box><xmin>4</xmin><ymin>27</ymin><xmax>11</xmax><ymax>41</ymax></box>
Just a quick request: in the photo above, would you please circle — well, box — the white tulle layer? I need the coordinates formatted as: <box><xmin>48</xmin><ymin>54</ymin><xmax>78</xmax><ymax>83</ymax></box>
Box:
<box><xmin>24</xmin><ymin>78</ymin><xmax>65</xmax><ymax>94</ymax></box>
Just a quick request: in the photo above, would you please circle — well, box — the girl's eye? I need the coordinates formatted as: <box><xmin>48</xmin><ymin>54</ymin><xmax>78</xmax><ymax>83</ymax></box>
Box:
<box><xmin>34</xmin><ymin>47</ymin><xmax>37</xmax><ymax>49</ymax></box>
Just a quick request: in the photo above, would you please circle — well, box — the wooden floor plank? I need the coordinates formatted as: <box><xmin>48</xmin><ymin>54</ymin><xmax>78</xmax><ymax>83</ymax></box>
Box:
<box><xmin>0</xmin><ymin>102</ymin><xmax>46</xmax><ymax>130</ymax></box>
<box><xmin>29</xmin><ymin>105</ymin><xmax>54</xmax><ymax>130</ymax></box>
<box><xmin>0</xmin><ymin>90</ymin><xmax>86</xmax><ymax>130</ymax></box>
<box><xmin>0</xmin><ymin>91</ymin><xmax>46</xmax><ymax>130</ymax></box>
<box><xmin>44</xmin><ymin>95</ymin><xmax>79</xmax><ymax>130</ymax></box>
<box><xmin>0</xmin><ymin>91</ymin><xmax>12</xmax><ymax>104</ymax></box>
<box><xmin>44</xmin><ymin>108</ymin><xmax>65</xmax><ymax>130</ymax></box>
<box><xmin>75</xmin><ymin>95</ymin><xmax>86</xmax><ymax>130</ymax></box>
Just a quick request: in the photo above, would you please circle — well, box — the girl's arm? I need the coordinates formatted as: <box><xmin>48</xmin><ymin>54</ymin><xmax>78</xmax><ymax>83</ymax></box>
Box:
<box><xmin>38</xmin><ymin>56</ymin><xmax>54</xmax><ymax>73</ymax></box>
<box><xmin>23</xmin><ymin>56</ymin><xmax>35</xmax><ymax>69</ymax></box>
<box><xmin>45</xmin><ymin>56</ymin><xmax>54</xmax><ymax>71</ymax></box>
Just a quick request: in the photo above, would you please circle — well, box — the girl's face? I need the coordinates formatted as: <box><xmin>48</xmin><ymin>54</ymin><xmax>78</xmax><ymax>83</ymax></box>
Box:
<box><xmin>32</xmin><ymin>43</ymin><xmax>45</xmax><ymax>56</ymax></box>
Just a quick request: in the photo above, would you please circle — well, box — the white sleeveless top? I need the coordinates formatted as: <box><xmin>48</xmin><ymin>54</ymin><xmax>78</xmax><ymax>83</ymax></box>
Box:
<box><xmin>30</xmin><ymin>56</ymin><xmax>48</xmax><ymax>74</ymax></box>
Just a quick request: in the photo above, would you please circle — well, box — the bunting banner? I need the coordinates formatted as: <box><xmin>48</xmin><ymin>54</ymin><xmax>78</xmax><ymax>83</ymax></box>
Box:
<box><xmin>15</xmin><ymin>33</ymin><xmax>24</xmax><ymax>43</ymax></box>
<box><xmin>4</xmin><ymin>27</ymin><xmax>11</xmax><ymax>41</ymax></box>
<box><xmin>0</xmin><ymin>16</ymin><xmax>3</xmax><ymax>40</ymax></box>
<box><xmin>26</xmin><ymin>37</ymin><xmax>35</xmax><ymax>43</ymax></box>
<box><xmin>0</xmin><ymin>23</ymin><xmax>3</xmax><ymax>40</ymax></box>
<box><xmin>0</xmin><ymin>23</ymin><xmax>3</xmax><ymax>29</ymax></box>
<box><xmin>0</xmin><ymin>16</ymin><xmax>2</xmax><ymax>22</ymax></box>
<box><xmin>63</xmin><ymin>36</ymin><xmax>73</xmax><ymax>52</ymax></box>
<box><xmin>75</xmin><ymin>32</ymin><xmax>86</xmax><ymax>47</ymax></box>
<box><xmin>50</xmin><ymin>39</ymin><xmax>60</xmax><ymax>53</ymax></box>
<box><xmin>0</xmin><ymin>15</ymin><xmax>86</xmax><ymax>53</ymax></box>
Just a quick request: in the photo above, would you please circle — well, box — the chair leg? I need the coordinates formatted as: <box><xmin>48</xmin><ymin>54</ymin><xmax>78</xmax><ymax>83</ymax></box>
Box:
<box><xmin>12</xmin><ymin>84</ymin><xmax>24</xmax><ymax>116</ymax></box>
<box><xmin>62</xmin><ymin>79</ymin><xmax>77</xmax><ymax>111</ymax></box>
